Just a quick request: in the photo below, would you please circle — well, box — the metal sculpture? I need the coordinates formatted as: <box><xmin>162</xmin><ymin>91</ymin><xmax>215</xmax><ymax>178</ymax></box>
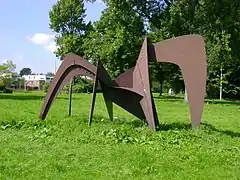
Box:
<box><xmin>39</xmin><ymin>34</ymin><xmax>207</xmax><ymax>132</ymax></box>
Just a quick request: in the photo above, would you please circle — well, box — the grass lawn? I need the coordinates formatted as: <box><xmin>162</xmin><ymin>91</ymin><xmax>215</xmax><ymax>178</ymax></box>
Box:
<box><xmin>0</xmin><ymin>92</ymin><xmax>240</xmax><ymax>179</ymax></box>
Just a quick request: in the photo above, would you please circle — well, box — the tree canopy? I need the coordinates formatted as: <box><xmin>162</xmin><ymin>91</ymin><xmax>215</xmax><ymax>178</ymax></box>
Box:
<box><xmin>49</xmin><ymin>0</ymin><xmax>92</xmax><ymax>60</ymax></box>
<box><xmin>19</xmin><ymin>68</ymin><xmax>32</xmax><ymax>77</ymax></box>
<box><xmin>83</xmin><ymin>0</ymin><xmax>145</xmax><ymax>77</ymax></box>
<box><xmin>49</xmin><ymin>0</ymin><xmax>240</xmax><ymax>99</ymax></box>
<box><xmin>0</xmin><ymin>60</ymin><xmax>16</xmax><ymax>89</ymax></box>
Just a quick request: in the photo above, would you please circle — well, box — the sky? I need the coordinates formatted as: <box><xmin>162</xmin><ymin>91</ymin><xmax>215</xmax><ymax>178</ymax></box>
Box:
<box><xmin>0</xmin><ymin>0</ymin><xmax>106</xmax><ymax>74</ymax></box>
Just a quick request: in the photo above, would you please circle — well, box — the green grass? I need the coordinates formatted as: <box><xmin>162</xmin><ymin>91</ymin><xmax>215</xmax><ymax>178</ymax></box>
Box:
<box><xmin>0</xmin><ymin>92</ymin><xmax>240</xmax><ymax>180</ymax></box>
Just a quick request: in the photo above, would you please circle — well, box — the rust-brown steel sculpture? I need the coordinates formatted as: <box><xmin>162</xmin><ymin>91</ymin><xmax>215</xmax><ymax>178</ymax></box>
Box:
<box><xmin>39</xmin><ymin>34</ymin><xmax>207</xmax><ymax>132</ymax></box>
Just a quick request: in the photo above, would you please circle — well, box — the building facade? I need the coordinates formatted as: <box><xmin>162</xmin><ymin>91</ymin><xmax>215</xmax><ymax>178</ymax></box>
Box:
<box><xmin>22</xmin><ymin>74</ymin><xmax>54</xmax><ymax>89</ymax></box>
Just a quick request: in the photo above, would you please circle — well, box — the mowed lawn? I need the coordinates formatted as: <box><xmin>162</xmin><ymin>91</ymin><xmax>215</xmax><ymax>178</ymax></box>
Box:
<box><xmin>0</xmin><ymin>92</ymin><xmax>239</xmax><ymax>180</ymax></box>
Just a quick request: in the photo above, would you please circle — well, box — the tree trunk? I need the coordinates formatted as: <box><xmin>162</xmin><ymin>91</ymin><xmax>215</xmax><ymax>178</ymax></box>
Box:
<box><xmin>159</xmin><ymin>80</ymin><xmax>163</xmax><ymax>96</ymax></box>
<box><xmin>68</xmin><ymin>77</ymin><xmax>74</xmax><ymax>116</ymax></box>
<box><xmin>220</xmin><ymin>65</ymin><xmax>223</xmax><ymax>100</ymax></box>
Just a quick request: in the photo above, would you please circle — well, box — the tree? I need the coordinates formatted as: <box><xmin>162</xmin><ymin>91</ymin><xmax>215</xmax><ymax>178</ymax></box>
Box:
<box><xmin>0</xmin><ymin>60</ymin><xmax>16</xmax><ymax>74</ymax></box>
<box><xmin>83</xmin><ymin>0</ymin><xmax>145</xmax><ymax>77</ymax></box>
<box><xmin>49</xmin><ymin>0</ymin><xmax>94</xmax><ymax>112</ymax></box>
<box><xmin>49</xmin><ymin>0</ymin><xmax>92</xmax><ymax>60</ymax></box>
<box><xmin>0</xmin><ymin>60</ymin><xmax>16</xmax><ymax>89</ymax></box>
<box><xmin>145</xmin><ymin>0</ymin><xmax>240</xmax><ymax>99</ymax></box>
<box><xmin>46</xmin><ymin>72</ymin><xmax>54</xmax><ymax>76</ymax></box>
<box><xmin>86</xmin><ymin>0</ymin><xmax>240</xmax><ymax>99</ymax></box>
<box><xmin>17</xmin><ymin>77</ymin><xmax>25</xmax><ymax>89</ymax></box>
<box><xmin>19</xmin><ymin>68</ymin><xmax>32</xmax><ymax>77</ymax></box>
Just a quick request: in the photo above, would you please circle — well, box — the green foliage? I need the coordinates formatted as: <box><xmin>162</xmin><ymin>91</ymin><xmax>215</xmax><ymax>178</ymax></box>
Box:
<box><xmin>46</xmin><ymin>72</ymin><xmax>54</xmax><ymax>77</ymax></box>
<box><xmin>0</xmin><ymin>79</ymin><xmax>5</xmax><ymax>89</ymax></box>
<box><xmin>19</xmin><ymin>68</ymin><xmax>32</xmax><ymax>77</ymax></box>
<box><xmin>54</xmin><ymin>0</ymin><xmax>240</xmax><ymax>99</ymax></box>
<box><xmin>49</xmin><ymin>0</ymin><xmax>92</xmax><ymax>59</ymax></box>
<box><xmin>59</xmin><ymin>76</ymin><xmax>94</xmax><ymax>93</ymax></box>
<box><xmin>0</xmin><ymin>60</ymin><xmax>16</xmax><ymax>89</ymax></box>
<box><xmin>0</xmin><ymin>60</ymin><xmax>16</xmax><ymax>73</ymax></box>
<box><xmin>71</xmin><ymin>76</ymin><xmax>94</xmax><ymax>93</ymax></box>
<box><xmin>72</xmin><ymin>79</ymin><xmax>93</xmax><ymax>93</ymax></box>
<box><xmin>147</xmin><ymin>0</ymin><xmax>240</xmax><ymax>99</ymax></box>
<box><xmin>83</xmin><ymin>0</ymin><xmax>145</xmax><ymax>77</ymax></box>
<box><xmin>43</xmin><ymin>84</ymin><xmax>50</xmax><ymax>93</ymax></box>
<box><xmin>16</xmin><ymin>78</ymin><xmax>25</xmax><ymax>89</ymax></box>
<box><xmin>0</xmin><ymin>88</ymin><xmax>13</xmax><ymax>94</ymax></box>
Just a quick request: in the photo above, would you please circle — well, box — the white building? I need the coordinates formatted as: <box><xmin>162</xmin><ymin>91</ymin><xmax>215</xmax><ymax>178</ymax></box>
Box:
<box><xmin>22</xmin><ymin>74</ymin><xmax>54</xmax><ymax>89</ymax></box>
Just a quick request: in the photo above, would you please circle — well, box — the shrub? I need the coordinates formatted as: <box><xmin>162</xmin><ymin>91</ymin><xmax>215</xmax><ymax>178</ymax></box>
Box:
<box><xmin>72</xmin><ymin>80</ymin><xmax>93</xmax><ymax>93</ymax></box>
<box><xmin>0</xmin><ymin>88</ymin><xmax>13</xmax><ymax>94</ymax></box>
<box><xmin>43</xmin><ymin>84</ymin><xmax>50</xmax><ymax>93</ymax></box>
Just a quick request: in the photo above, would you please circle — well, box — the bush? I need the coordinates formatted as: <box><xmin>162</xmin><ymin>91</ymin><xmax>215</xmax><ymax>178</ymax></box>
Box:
<box><xmin>72</xmin><ymin>80</ymin><xmax>93</xmax><ymax>93</ymax></box>
<box><xmin>0</xmin><ymin>88</ymin><xmax>13</xmax><ymax>94</ymax></box>
<box><xmin>43</xmin><ymin>84</ymin><xmax>50</xmax><ymax>93</ymax></box>
<box><xmin>151</xmin><ymin>81</ymin><xmax>160</xmax><ymax>93</ymax></box>
<box><xmin>72</xmin><ymin>84</ymin><xmax>84</xmax><ymax>93</ymax></box>
<box><xmin>48</xmin><ymin>77</ymin><xmax>99</xmax><ymax>94</ymax></box>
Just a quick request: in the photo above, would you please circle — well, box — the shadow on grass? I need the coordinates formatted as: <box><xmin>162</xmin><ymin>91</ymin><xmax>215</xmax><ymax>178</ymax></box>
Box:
<box><xmin>109</xmin><ymin>117</ymin><xmax>240</xmax><ymax>138</ymax></box>
<box><xmin>157</xmin><ymin>122</ymin><xmax>191</xmax><ymax>131</ymax></box>
<box><xmin>154</xmin><ymin>95</ymin><xmax>240</xmax><ymax>105</ymax></box>
<box><xmin>157</xmin><ymin>122</ymin><xmax>240</xmax><ymax>138</ymax></box>
<box><xmin>154</xmin><ymin>95</ymin><xmax>183</xmax><ymax>100</ymax></box>
<box><xmin>205</xmin><ymin>99</ymin><xmax>240</xmax><ymax>105</ymax></box>
<box><xmin>200</xmin><ymin>122</ymin><xmax>240</xmax><ymax>138</ymax></box>
<box><xmin>0</xmin><ymin>94</ymin><xmax>78</xmax><ymax>101</ymax></box>
<box><xmin>90</xmin><ymin>115</ymin><xmax>240</xmax><ymax>138</ymax></box>
<box><xmin>90</xmin><ymin>115</ymin><xmax>147</xmax><ymax>127</ymax></box>
<box><xmin>1</xmin><ymin>93</ymin><xmax>239</xmax><ymax>105</ymax></box>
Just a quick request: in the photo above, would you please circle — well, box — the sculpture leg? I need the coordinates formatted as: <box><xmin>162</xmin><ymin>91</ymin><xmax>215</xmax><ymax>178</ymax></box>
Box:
<box><xmin>133</xmin><ymin>37</ymin><xmax>159</xmax><ymax>131</ymax></box>
<box><xmin>89</xmin><ymin>60</ymin><xmax>114</xmax><ymax>125</ymax></box>
<box><xmin>88</xmin><ymin>64</ymin><xmax>100</xmax><ymax>126</ymax></box>
<box><xmin>181</xmin><ymin>66</ymin><xmax>206</xmax><ymax>127</ymax></box>
<box><xmin>100</xmin><ymin>82</ymin><xmax>113</xmax><ymax>121</ymax></box>
<box><xmin>68</xmin><ymin>77</ymin><xmax>74</xmax><ymax>116</ymax></box>
<box><xmin>39</xmin><ymin>53</ymin><xmax>96</xmax><ymax>120</ymax></box>
<box><xmin>151</xmin><ymin>92</ymin><xmax>159</xmax><ymax>128</ymax></box>
<box><xmin>149</xmin><ymin>35</ymin><xmax>207</xmax><ymax>127</ymax></box>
